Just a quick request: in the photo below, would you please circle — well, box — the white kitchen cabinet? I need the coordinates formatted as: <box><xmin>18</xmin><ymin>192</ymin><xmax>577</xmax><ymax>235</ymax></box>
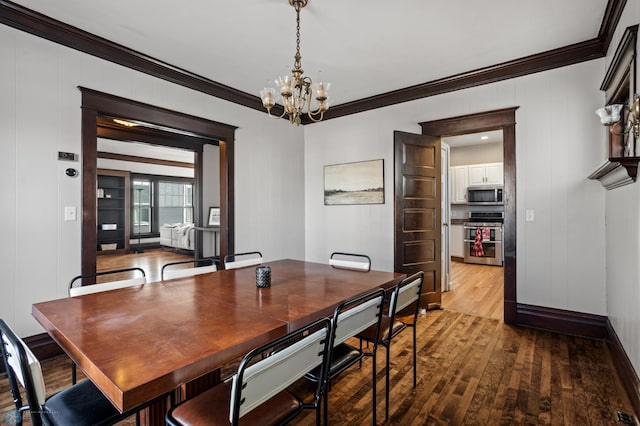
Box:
<box><xmin>450</xmin><ymin>224</ymin><xmax>464</xmax><ymax>258</ymax></box>
<box><xmin>450</xmin><ymin>166</ymin><xmax>469</xmax><ymax>204</ymax></box>
<box><xmin>468</xmin><ymin>162</ymin><xmax>503</xmax><ymax>186</ymax></box>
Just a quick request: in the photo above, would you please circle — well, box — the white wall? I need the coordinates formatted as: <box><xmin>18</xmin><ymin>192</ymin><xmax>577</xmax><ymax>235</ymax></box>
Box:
<box><xmin>450</xmin><ymin>141</ymin><xmax>503</xmax><ymax>166</ymax></box>
<box><xmin>0</xmin><ymin>25</ymin><xmax>305</xmax><ymax>336</ymax></box>
<box><xmin>604</xmin><ymin>0</ymin><xmax>640</xmax><ymax>380</ymax></box>
<box><xmin>305</xmin><ymin>59</ymin><xmax>607</xmax><ymax>317</ymax></box>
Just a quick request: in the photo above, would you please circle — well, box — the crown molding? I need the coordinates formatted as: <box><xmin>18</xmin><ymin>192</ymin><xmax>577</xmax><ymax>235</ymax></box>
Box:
<box><xmin>0</xmin><ymin>0</ymin><xmax>626</xmax><ymax>124</ymax></box>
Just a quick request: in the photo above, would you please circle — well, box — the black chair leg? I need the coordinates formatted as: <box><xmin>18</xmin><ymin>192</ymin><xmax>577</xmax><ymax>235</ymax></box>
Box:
<box><xmin>71</xmin><ymin>361</ymin><xmax>76</xmax><ymax>385</ymax></box>
<box><xmin>385</xmin><ymin>344</ymin><xmax>390</xmax><ymax>422</ymax></box>
<box><xmin>372</xmin><ymin>352</ymin><xmax>377</xmax><ymax>426</ymax></box>
<box><xmin>412</xmin><ymin>325</ymin><xmax>417</xmax><ymax>388</ymax></box>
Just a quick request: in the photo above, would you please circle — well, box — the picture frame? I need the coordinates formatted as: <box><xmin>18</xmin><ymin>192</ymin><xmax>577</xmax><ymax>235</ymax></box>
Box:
<box><xmin>207</xmin><ymin>206</ymin><xmax>220</xmax><ymax>226</ymax></box>
<box><xmin>324</xmin><ymin>159</ymin><xmax>384</xmax><ymax>205</ymax></box>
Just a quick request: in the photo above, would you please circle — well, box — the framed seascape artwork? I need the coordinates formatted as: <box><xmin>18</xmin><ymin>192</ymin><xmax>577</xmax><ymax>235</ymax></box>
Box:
<box><xmin>207</xmin><ymin>206</ymin><xmax>220</xmax><ymax>226</ymax></box>
<box><xmin>324</xmin><ymin>159</ymin><xmax>384</xmax><ymax>205</ymax></box>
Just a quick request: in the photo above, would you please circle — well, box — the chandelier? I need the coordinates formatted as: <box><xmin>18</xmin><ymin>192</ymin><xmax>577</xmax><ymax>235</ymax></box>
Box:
<box><xmin>260</xmin><ymin>0</ymin><xmax>330</xmax><ymax>125</ymax></box>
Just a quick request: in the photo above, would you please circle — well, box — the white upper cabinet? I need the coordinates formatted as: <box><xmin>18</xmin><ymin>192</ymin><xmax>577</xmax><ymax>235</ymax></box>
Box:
<box><xmin>468</xmin><ymin>162</ymin><xmax>503</xmax><ymax>186</ymax></box>
<box><xmin>450</xmin><ymin>166</ymin><xmax>469</xmax><ymax>204</ymax></box>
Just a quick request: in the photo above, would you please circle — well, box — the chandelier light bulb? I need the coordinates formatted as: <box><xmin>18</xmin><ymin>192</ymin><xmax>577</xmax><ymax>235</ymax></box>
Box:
<box><xmin>259</xmin><ymin>0</ymin><xmax>330</xmax><ymax>125</ymax></box>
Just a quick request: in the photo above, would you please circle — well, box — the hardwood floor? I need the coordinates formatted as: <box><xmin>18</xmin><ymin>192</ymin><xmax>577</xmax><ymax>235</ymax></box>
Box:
<box><xmin>96</xmin><ymin>248</ymin><xmax>194</xmax><ymax>283</ymax></box>
<box><xmin>2</xmin><ymin>310</ymin><xmax>634</xmax><ymax>425</ymax></box>
<box><xmin>442</xmin><ymin>261</ymin><xmax>504</xmax><ymax>321</ymax></box>
<box><xmin>3</xmin><ymin>258</ymin><xmax>635</xmax><ymax>425</ymax></box>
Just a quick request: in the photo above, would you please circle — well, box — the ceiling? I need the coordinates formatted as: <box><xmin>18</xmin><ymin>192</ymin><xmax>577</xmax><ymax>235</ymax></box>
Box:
<box><xmin>13</xmin><ymin>0</ymin><xmax>608</xmax><ymax>107</ymax></box>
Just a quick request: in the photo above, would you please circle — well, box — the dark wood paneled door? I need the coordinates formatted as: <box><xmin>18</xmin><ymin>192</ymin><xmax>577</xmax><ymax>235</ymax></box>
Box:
<box><xmin>394</xmin><ymin>131</ymin><xmax>442</xmax><ymax>309</ymax></box>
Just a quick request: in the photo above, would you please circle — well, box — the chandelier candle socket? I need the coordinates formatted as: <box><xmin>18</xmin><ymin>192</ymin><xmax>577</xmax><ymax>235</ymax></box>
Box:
<box><xmin>260</xmin><ymin>0</ymin><xmax>330</xmax><ymax>125</ymax></box>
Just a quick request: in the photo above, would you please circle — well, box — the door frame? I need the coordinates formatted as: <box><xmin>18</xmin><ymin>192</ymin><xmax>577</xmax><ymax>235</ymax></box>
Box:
<box><xmin>80</xmin><ymin>87</ymin><xmax>237</xmax><ymax>277</ymax></box>
<box><xmin>419</xmin><ymin>107</ymin><xmax>518</xmax><ymax>324</ymax></box>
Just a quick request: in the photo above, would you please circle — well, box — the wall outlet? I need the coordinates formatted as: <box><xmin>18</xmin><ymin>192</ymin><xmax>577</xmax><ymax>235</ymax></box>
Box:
<box><xmin>64</xmin><ymin>206</ymin><xmax>77</xmax><ymax>221</ymax></box>
<box><xmin>525</xmin><ymin>209</ymin><xmax>535</xmax><ymax>222</ymax></box>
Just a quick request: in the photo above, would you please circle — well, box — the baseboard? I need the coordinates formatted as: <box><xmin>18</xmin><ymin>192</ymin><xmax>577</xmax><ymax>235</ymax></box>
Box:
<box><xmin>516</xmin><ymin>303</ymin><xmax>608</xmax><ymax>339</ymax></box>
<box><xmin>605</xmin><ymin>319</ymin><xmax>640</xmax><ymax>418</ymax></box>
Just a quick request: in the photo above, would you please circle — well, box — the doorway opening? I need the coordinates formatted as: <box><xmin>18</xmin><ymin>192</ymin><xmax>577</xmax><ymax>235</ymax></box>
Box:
<box><xmin>442</xmin><ymin>130</ymin><xmax>504</xmax><ymax>320</ymax></box>
<box><xmin>80</xmin><ymin>88</ymin><xmax>237</xmax><ymax>279</ymax></box>
<box><xmin>419</xmin><ymin>107</ymin><xmax>517</xmax><ymax>324</ymax></box>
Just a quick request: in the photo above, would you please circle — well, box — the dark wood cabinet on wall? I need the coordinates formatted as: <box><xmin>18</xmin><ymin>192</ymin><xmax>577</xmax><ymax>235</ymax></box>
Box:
<box><xmin>97</xmin><ymin>169</ymin><xmax>130</xmax><ymax>254</ymax></box>
<box><xmin>589</xmin><ymin>25</ymin><xmax>640</xmax><ymax>189</ymax></box>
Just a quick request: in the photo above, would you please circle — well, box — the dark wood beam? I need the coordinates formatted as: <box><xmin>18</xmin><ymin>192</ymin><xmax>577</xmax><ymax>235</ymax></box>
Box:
<box><xmin>97</xmin><ymin>152</ymin><xmax>194</xmax><ymax>169</ymax></box>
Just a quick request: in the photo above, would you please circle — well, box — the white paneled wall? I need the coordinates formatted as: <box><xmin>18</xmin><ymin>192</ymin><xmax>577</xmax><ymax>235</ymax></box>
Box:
<box><xmin>304</xmin><ymin>59</ymin><xmax>607</xmax><ymax>316</ymax></box>
<box><xmin>0</xmin><ymin>25</ymin><xmax>305</xmax><ymax>336</ymax></box>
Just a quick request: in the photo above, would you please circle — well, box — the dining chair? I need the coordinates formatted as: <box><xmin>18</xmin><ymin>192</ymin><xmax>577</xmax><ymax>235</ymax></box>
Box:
<box><xmin>68</xmin><ymin>267</ymin><xmax>147</xmax><ymax>297</ymax></box>
<box><xmin>0</xmin><ymin>318</ymin><xmax>139</xmax><ymax>426</ymax></box>
<box><xmin>304</xmin><ymin>288</ymin><xmax>385</xmax><ymax>425</ymax></box>
<box><xmin>356</xmin><ymin>271</ymin><xmax>424</xmax><ymax>421</ymax></box>
<box><xmin>166</xmin><ymin>317</ymin><xmax>332</xmax><ymax>426</ymax></box>
<box><xmin>223</xmin><ymin>251</ymin><xmax>263</xmax><ymax>270</ymax></box>
<box><xmin>329</xmin><ymin>251</ymin><xmax>371</xmax><ymax>271</ymax></box>
<box><xmin>68</xmin><ymin>267</ymin><xmax>148</xmax><ymax>384</ymax></box>
<box><xmin>161</xmin><ymin>258</ymin><xmax>217</xmax><ymax>280</ymax></box>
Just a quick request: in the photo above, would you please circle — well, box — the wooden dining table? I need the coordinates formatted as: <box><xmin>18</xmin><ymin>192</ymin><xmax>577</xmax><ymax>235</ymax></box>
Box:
<box><xmin>32</xmin><ymin>259</ymin><xmax>405</xmax><ymax>425</ymax></box>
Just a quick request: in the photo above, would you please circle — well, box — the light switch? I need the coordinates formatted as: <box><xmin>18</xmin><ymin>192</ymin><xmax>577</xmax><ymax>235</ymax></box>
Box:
<box><xmin>64</xmin><ymin>206</ymin><xmax>77</xmax><ymax>221</ymax></box>
<box><xmin>525</xmin><ymin>209</ymin><xmax>535</xmax><ymax>222</ymax></box>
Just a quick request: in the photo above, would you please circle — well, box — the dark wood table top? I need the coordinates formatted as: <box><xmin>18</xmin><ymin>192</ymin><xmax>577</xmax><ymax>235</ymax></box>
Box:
<box><xmin>32</xmin><ymin>259</ymin><xmax>404</xmax><ymax>413</ymax></box>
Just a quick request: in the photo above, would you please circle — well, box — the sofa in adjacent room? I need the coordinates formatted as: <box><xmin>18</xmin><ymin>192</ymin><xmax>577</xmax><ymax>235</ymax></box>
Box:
<box><xmin>160</xmin><ymin>223</ymin><xmax>195</xmax><ymax>251</ymax></box>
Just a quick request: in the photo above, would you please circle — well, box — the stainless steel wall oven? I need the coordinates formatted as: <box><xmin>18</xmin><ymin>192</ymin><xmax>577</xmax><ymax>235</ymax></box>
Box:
<box><xmin>463</xmin><ymin>212</ymin><xmax>503</xmax><ymax>266</ymax></box>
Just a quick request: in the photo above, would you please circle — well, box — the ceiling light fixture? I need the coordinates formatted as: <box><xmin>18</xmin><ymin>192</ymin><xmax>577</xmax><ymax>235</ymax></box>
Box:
<box><xmin>113</xmin><ymin>118</ymin><xmax>138</xmax><ymax>127</ymax></box>
<box><xmin>260</xmin><ymin>0</ymin><xmax>330</xmax><ymax>125</ymax></box>
<box><xmin>481</xmin><ymin>135</ymin><xmax>489</xmax><ymax>140</ymax></box>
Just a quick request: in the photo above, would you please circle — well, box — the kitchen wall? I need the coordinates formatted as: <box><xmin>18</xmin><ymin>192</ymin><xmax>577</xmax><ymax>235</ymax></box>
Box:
<box><xmin>304</xmin><ymin>58</ymin><xmax>606</xmax><ymax>317</ymax></box>
<box><xmin>603</xmin><ymin>1</ymin><xmax>640</xmax><ymax>382</ymax></box>
<box><xmin>0</xmin><ymin>24</ymin><xmax>306</xmax><ymax>336</ymax></box>
<box><xmin>449</xmin><ymin>141</ymin><xmax>503</xmax><ymax>166</ymax></box>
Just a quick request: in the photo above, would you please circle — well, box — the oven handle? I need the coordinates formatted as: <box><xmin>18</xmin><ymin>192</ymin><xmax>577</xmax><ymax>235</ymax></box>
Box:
<box><xmin>463</xmin><ymin>226</ymin><xmax>502</xmax><ymax>230</ymax></box>
<box><xmin>464</xmin><ymin>239</ymin><xmax>502</xmax><ymax>244</ymax></box>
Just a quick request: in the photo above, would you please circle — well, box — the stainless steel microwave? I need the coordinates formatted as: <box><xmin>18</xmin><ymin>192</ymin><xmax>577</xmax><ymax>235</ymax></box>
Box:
<box><xmin>467</xmin><ymin>185</ymin><xmax>504</xmax><ymax>205</ymax></box>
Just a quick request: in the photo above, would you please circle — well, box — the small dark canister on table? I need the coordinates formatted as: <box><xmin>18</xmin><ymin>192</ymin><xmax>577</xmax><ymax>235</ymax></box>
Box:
<box><xmin>256</xmin><ymin>265</ymin><xmax>271</xmax><ymax>288</ymax></box>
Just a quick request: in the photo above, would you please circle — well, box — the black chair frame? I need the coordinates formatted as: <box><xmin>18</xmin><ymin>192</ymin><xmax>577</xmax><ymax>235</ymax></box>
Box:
<box><xmin>0</xmin><ymin>319</ymin><xmax>152</xmax><ymax>426</ymax></box>
<box><xmin>69</xmin><ymin>267</ymin><xmax>146</xmax><ymax>290</ymax></box>
<box><xmin>160</xmin><ymin>258</ymin><xmax>216</xmax><ymax>280</ymax></box>
<box><xmin>223</xmin><ymin>251</ymin><xmax>263</xmax><ymax>268</ymax></box>
<box><xmin>305</xmin><ymin>287</ymin><xmax>385</xmax><ymax>425</ymax></box>
<box><xmin>166</xmin><ymin>317</ymin><xmax>331</xmax><ymax>426</ymax></box>
<box><xmin>359</xmin><ymin>271</ymin><xmax>424</xmax><ymax>421</ymax></box>
<box><xmin>329</xmin><ymin>252</ymin><xmax>372</xmax><ymax>272</ymax></box>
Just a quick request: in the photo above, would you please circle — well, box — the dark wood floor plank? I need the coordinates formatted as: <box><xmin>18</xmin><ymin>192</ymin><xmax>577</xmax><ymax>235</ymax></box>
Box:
<box><xmin>2</xmin><ymin>262</ymin><xmax>635</xmax><ymax>425</ymax></box>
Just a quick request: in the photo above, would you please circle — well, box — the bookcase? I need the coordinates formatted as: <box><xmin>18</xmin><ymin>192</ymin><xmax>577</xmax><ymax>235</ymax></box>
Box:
<box><xmin>97</xmin><ymin>169</ymin><xmax>130</xmax><ymax>254</ymax></box>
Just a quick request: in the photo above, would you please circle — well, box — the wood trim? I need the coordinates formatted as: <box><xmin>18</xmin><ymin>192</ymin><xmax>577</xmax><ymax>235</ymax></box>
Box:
<box><xmin>516</xmin><ymin>303</ymin><xmax>608</xmax><ymax>339</ymax></box>
<box><xmin>0</xmin><ymin>0</ymin><xmax>625</xmax><ymax>124</ymax></box>
<box><xmin>0</xmin><ymin>0</ymin><xmax>282</xmax><ymax>115</ymax></box>
<box><xmin>600</xmin><ymin>24</ymin><xmax>638</xmax><ymax>92</ymax></box>
<box><xmin>97</xmin><ymin>152</ymin><xmax>194</xmax><ymax>169</ymax></box>
<box><xmin>606</xmin><ymin>318</ymin><xmax>640</xmax><ymax>417</ymax></box>
<box><xmin>419</xmin><ymin>107</ymin><xmax>518</xmax><ymax>324</ymax></box>
<box><xmin>317</xmin><ymin>40</ymin><xmax>603</xmax><ymax>123</ymax></box>
<box><xmin>598</xmin><ymin>0</ymin><xmax>629</xmax><ymax>53</ymax></box>
<box><xmin>81</xmin><ymin>88</ymin><xmax>235</xmax><ymax>277</ymax></box>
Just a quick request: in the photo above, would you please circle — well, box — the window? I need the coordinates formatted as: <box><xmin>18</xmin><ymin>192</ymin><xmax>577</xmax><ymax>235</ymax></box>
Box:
<box><xmin>158</xmin><ymin>181</ymin><xmax>194</xmax><ymax>225</ymax></box>
<box><xmin>132</xmin><ymin>179</ymin><xmax>151</xmax><ymax>234</ymax></box>
<box><xmin>131</xmin><ymin>175</ymin><xmax>194</xmax><ymax>237</ymax></box>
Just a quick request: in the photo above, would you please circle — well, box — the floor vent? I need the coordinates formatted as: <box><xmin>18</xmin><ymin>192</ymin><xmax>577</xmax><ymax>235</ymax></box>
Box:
<box><xmin>617</xmin><ymin>411</ymin><xmax>636</xmax><ymax>424</ymax></box>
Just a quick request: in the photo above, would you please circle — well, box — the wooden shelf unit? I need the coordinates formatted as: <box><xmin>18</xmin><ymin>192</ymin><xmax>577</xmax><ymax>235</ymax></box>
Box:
<box><xmin>97</xmin><ymin>169</ymin><xmax>130</xmax><ymax>254</ymax></box>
